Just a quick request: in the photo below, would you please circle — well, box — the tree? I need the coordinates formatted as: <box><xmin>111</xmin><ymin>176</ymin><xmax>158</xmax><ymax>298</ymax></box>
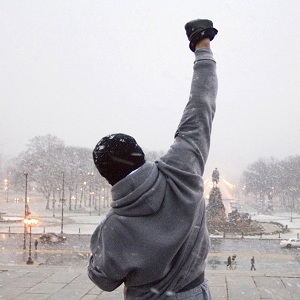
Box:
<box><xmin>241</xmin><ymin>156</ymin><xmax>300</xmax><ymax>212</ymax></box>
<box><xmin>144</xmin><ymin>149</ymin><xmax>165</xmax><ymax>163</ymax></box>
<box><xmin>241</xmin><ymin>158</ymin><xmax>280</xmax><ymax>210</ymax></box>
<box><xmin>5</xmin><ymin>154</ymin><xmax>27</xmax><ymax>193</ymax></box>
<box><xmin>17</xmin><ymin>134</ymin><xmax>65</xmax><ymax>209</ymax></box>
<box><xmin>6</xmin><ymin>136</ymin><xmax>166</xmax><ymax>214</ymax></box>
<box><xmin>278</xmin><ymin>156</ymin><xmax>300</xmax><ymax>211</ymax></box>
<box><xmin>62</xmin><ymin>146</ymin><xmax>92</xmax><ymax>210</ymax></box>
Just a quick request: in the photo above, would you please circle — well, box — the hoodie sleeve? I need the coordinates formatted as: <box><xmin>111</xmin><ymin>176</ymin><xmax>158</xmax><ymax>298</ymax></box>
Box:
<box><xmin>88</xmin><ymin>219</ymin><xmax>125</xmax><ymax>291</ymax></box>
<box><xmin>88</xmin><ymin>256</ymin><xmax>123</xmax><ymax>291</ymax></box>
<box><xmin>161</xmin><ymin>48</ymin><xmax>218</xmax><ymax>177</ymax></box>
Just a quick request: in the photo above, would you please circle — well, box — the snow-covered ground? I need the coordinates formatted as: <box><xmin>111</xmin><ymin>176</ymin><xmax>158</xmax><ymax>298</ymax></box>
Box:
<box><xmin>0</xmin><ymin>191</ymin><xmax>109</xmax><ymax>234</ymax></box>
<box><xmin>239</xmin><ymin>202</ymin><xmax>300</xmax><ymax>239</ymax></box>
<box><xmin>0</xmin><ymin>191</ymin><xmax>299</xmax><ymax>239</ymax></box>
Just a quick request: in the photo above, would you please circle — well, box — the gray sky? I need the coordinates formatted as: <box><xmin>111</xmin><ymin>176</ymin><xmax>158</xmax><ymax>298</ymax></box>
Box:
<box><xmin>1</xmin><ymin>0</ymin><xmax>300</xmax><ymax>184</ymax></box>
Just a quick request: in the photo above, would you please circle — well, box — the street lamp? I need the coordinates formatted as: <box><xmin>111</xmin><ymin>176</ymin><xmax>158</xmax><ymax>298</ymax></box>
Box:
<box><xmin>60</xmin><ymin>172</ymin><xmax>66</xmax><ymax>234</ymax></box>
<box><xmin>290</xmin><ymin>198</ymin><xmax>294</xmax><ymax>222</ymax></box>
<box><xmin>88</xmin><ymin>172</ymin><xmax>94</xmax><ymax>208</ymax></box>
<box><xmin>23</xmin><ymin>218</ymin><xmax>38</xmax><ymax>265</ymax></box>
<box><xmin>71</xmin><ymin>195</ymin><xmax>76</xmax><ymax>210</ymax></box>
<box><xmin>4</xmin><ymin>179</ymin><xmax>8</xmax><ymax>203</ymax></box>
<box><xmin>23</xmin><ymin>173</ymin><xmax>28</xmax><ymax>250</ymax></box>
<box><xmin>82</xmin><ymin>181</ymin><xmax>87</xmax><ymax>207</ymax></box>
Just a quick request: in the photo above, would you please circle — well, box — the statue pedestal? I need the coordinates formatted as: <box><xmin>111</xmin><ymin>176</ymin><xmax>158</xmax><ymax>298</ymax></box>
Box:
<box><xmin>206</xmin><ymin>187</ymin><xmax>261</xmax><ymax>235</ymax></box>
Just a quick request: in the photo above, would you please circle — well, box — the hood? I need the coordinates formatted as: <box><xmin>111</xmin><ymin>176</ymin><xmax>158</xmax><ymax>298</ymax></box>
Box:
<box><xmin>110</xmin><ymin>162</ymin><xmax>166</xmax><ymax>217</ymax></box>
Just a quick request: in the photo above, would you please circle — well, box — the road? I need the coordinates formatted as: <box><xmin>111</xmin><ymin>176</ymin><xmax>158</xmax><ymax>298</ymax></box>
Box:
<box><xmin>1</xmin><ymin>233</ymin><xmax>299</xmax><ymax>273</ymax></box>
<box><xmin>208</xmin><ymin>238</ymin><xmax>300</xmax><ymax>272</ymax></box>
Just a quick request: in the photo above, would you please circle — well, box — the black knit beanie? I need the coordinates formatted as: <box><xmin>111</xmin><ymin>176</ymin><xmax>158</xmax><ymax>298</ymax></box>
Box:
<box><xmin>93</xmin><ymin>133</ymin><xmax>145</xmax><ymax>186</ymax></box>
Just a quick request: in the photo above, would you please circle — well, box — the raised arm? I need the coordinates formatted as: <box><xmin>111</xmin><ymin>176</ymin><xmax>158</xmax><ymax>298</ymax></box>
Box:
<box><xmin>176</xmin><ymin>39</ymin><xmax>217</xmax><ymax>169</ymax></box>
<box><xmin>160</xmin><ymin>33</ymin><xmax>218</xmax><ymax>177</ymax></box>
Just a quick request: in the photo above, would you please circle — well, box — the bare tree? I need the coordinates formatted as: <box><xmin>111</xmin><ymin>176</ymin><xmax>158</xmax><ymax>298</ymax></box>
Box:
<box><xmin>242</xmin><ymin>156</ymin><xmax>300</xmax><ymax>212</ymax></box>
<box><xmin>16</xmin><ymin>135</ymin><xmax>65</xmax><ymax>209</ymax></box>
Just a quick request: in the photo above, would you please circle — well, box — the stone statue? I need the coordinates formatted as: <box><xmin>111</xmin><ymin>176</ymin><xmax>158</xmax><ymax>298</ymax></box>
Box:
<box><xmin>212</xmin><ymin>168</ymin><xmax>219</xmax><ymax>186</ymax></box>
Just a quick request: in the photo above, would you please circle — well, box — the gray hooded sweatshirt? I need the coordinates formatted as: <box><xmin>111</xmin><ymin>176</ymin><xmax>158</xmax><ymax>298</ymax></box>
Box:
<box><xmin>88</xmin><ymin>48</ymin><xmax>218</xmax><ymax>299</ymax></box>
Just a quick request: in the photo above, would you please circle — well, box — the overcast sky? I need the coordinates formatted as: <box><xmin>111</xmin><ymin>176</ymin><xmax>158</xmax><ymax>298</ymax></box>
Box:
<box><xmin>1</xmin><ymin>0</ymin><xmax>300</xmax><ymax>184</ymax></box>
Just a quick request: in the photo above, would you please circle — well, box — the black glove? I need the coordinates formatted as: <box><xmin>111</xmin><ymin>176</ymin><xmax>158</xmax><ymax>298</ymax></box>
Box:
<box><xmin>185</xmin><ymin>19</ymin><xmax>218</xmax><ymax>52</ymax></box>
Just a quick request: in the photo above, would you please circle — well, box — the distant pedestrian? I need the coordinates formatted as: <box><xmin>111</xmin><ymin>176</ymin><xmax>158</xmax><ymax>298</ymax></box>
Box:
<box><xmin>226</xmin><ymin>256</ymin><xmax>232</xmax><ymax>270</ymax></box>
<box><xmin>250</xmin><ymin>256</ymin><xmax>256</xmax><ymax>271</ymax></box>
<box><xmin>231</xmin><ymin>254</ymin><xmax>237</xmax><ymax>270</ymax></box>
<box><xmin>34</xmin><ymin>239</ymin><xmax>38</xmax><ymax>250</ymax></box>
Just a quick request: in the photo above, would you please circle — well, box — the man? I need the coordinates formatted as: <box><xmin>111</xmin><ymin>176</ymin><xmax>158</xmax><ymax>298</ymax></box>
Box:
<box><xmin>226</xmin><ymin>256</ymin><xmax>232</xmax><ymax>270</ymax></box>
<box><xmin>251</xmin><ymin>256</ymin><xmax>256</xmax><ymax>271</ymax></box>
<box><xmin>34</xmin><ymin>239</ymin><xmax>38</xmax><ymax>251</ymax></box>
<box><xmin>231</xmin><ymin>254</ymin><xmax>237</xmax><ymax>270</ymax></box>
<box><xmin>88</xmin><ymin>19</ymin><xmax>218</xmax><ymax>299</ymax></box>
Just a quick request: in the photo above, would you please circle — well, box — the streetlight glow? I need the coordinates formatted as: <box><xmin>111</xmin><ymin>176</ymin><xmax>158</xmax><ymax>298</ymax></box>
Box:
<box><xmin>23</xmin><ymin>218</ymin><xmax>38</xmax><ymax>226</ymax></box>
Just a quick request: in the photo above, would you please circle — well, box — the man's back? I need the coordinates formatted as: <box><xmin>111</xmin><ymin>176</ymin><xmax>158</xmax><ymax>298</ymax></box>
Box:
<box><xmin>89</xmin><ymin>19</ymin><xmax>218</xmax><ymax>299</ymax></box>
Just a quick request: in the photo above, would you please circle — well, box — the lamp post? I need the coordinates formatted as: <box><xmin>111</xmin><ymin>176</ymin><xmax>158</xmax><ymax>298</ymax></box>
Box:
<box><xmin>23</xmin><ymin>173</ymin><xmax>28</xmax><ymax>250</ymax></box>
<box><xmin>88</xmin><ymin>172</ymin><xmax>94</xmax><ymax>207</ymax></box>
<box><xmin>71</xmin><ymin>196</ymin><xmax>76</xmax><ymax>210</ymax></box>
<box><xmin>4</xmin><ymin>179</ymin><xmax>8</xmax><ymax>202</ymax></box>
<box><xmin>290</xmin><ymin>198</ymin><xmax>294</xmax><ymax>222</ymax></box>
<box><xmin>81</xmin><ymin>181</ymin><xmax>87</xmax><ymax>207</ymax></box>
<box><xmin>23</xmin><ymin>218</ymin><xmax>38</xmax><ymax>264</ymax></box>
<box><xmin>60</xmin><ymin>172</ymin><xmax>65</xmax><ymax>234</ymax></box>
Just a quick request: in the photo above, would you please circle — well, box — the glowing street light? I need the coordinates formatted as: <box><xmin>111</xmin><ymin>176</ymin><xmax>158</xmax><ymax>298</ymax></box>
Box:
<box><xmin>23</xmin><ymin>218</ymin><xmax>38</xmax><ymax>265</ymax></box>
<box><xmin>23</xmin><ymin>218</ymin><xmax>38</xmax><ymax>225</ymax></box>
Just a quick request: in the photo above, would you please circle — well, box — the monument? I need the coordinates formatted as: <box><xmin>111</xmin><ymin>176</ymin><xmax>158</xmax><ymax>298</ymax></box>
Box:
<box><xmin>206</xmin><ymin>185</ymin><xmax>227</xmax><ymax>223</ymax></box>
<box><xmin>206</xmin><ymin>169</ymin><xmax>262</xmax><ymax>235</ymax></box>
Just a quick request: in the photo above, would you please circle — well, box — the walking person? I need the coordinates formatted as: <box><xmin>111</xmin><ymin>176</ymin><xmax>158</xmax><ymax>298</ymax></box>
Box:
<box><xmin>251</xmin><ymin>256</ymin><xmax>256</xmax><ymax>271</ymax></box>
<box><xmin>226</xmin><ymin>256</ymin><xmax>232</xmax><ymax>270</ymax></box>
<box><xmin>34</xmin><ymin>239</ymin><xmax>38</xmax><ymax>251</ymax></box>
<box><xmin>231</xmin><ymin>254</ymin><xmax>237</xmax><ymax>270</ymax></box>
<box><xmin>88</xmin><ymin>18</ymin><xmax>218</xmax><ymax>299</ymax></box>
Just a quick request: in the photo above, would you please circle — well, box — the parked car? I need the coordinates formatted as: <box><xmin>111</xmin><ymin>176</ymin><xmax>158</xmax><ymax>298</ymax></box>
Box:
<box><xmin>39</xmin><ymin>232</ymin><xmax>67</xmax><ymax>243</ymax></box>
<box><xmin>280</xmin><ymin>238</ymin><xmax>300</xmax><ymax>248</ymax></box>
